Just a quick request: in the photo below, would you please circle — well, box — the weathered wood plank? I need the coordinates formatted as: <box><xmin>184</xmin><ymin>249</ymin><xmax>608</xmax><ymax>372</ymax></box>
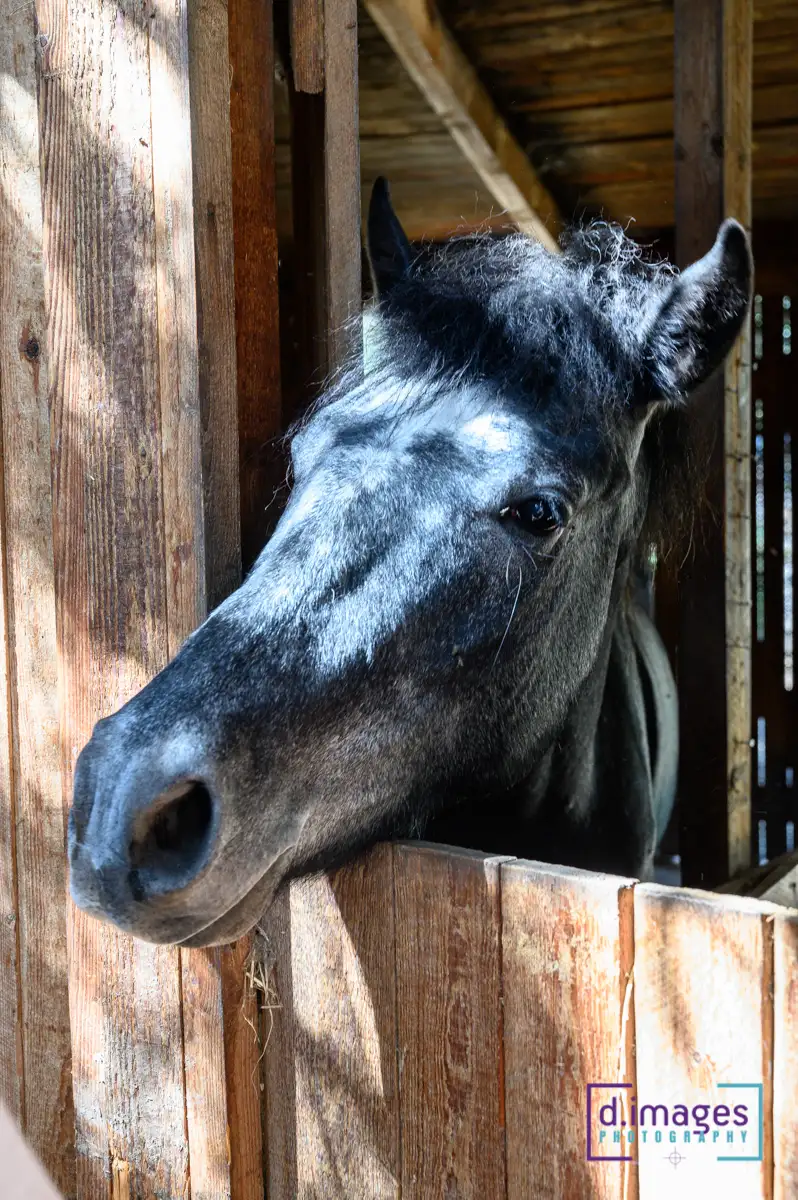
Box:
<box><xmin>364</xmin><ymin>0</ymin><xmax>560</xmax><ymax>247</ymax></box>
<box><xmin>774</xmin><ymin>912</ymin><xmax>798</xmax><ymax>1199</ymax></box>
<box><xmin>501</xmin><ymin>861</ymin><xmax>636</xmax><ymax>1200</ymax></box>
<box><xmin>634</xmin><ymin>885</ymin><xmax>774</xmax><ymax>1197</ymax></box>
<box><xmin>188</xmin><ymin>0</ymin><xmax>241</xmax><ymax>613</ymax></box>
<box><xmin>290</xmin><ymin>0</ymin><xmax>325</xmax><ymax>93</ymax></box>
<box><xmin>723</xmin><ymin>0</ymin><xmax>754</xmax><ymax>879</ymax></box>
<box><xmin>37</xmin><ymin>0</ymin><xmax>191</xmax><ymax>1193</ymax></box>
<box><xmin>219</xmin><ymin>938</ymin><xmax>265</xmax><ymax>1200</ymax></box>
<box><xmin>674</xmin><ymin>0</ymin><xmax>753</xmax><ymax>887</ymax></box>
<box><xmin>0</xmin><ymin>0</ymin><xmax>72</xmax><ymax>1189</ymax></box>
<box><xmin>393</xmin><ymin>843</ymin><xmax>508</xmax><ymax>1200</ymax></box>
<box><xmin>263</xmin><ymin>844</ymin><xmax>399</xmax><ymax>1198</ymax></box>
<box><xmin>287</xmin><ymin>0</ymin><xmax>361</xmax><ymax>408</ymax></box>
<box><xmin>229</xmin><ymin>0</ymin><xmax>283</xmax><ymax>569</ymax></box>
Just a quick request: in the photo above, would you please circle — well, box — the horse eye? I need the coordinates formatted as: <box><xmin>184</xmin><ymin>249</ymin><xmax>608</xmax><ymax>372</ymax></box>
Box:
<box><xmin>502</xmin><ymin>495</ymin><xmax>563</xmax><ymax>536</ymax></box>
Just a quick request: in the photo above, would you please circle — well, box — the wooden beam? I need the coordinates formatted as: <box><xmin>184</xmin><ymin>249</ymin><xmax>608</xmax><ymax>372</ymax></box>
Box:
<box><xmin>363</xmin><ymin>0</ymin><xmax>561</xmax><ymax>250</ymax></box>
<box><xmin>674</xmin><ymin>0</ymin><xmax>753</xmax><ymax>886</ymax></box>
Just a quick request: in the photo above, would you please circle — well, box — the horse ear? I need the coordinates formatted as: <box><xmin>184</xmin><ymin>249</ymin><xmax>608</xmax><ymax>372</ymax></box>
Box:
<box><xmin>641</xmin><ymin>219</ymin><xmax>752</xmax><ymax>403</ymax></box>
<box><xmin>367</xmin><ymin>177</ymin><xmax>412</xmax><ymax>297</ymax></box>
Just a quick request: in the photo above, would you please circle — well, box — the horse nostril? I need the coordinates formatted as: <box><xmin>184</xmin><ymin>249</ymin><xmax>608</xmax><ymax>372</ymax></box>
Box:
<box><xmin>129</xmin><ymin>780</ymin><xmax>215</xmax><ymax>896</ymax></box>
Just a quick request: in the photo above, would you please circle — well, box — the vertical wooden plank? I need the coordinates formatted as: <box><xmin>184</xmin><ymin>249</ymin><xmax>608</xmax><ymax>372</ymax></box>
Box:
<box><xmin>501</xmin><ymin>861</ymin><xmax>636</xmax><ymax>1200</ymax></box>
<box><xmin>228</xmin><ymin>0</ymin><xmax>283</xmax><ymax>570</ymax></box>
<box><xmin>0</xmin><ymin>1</ymin><xmax>73</xmax><ymax>1190</ymax></box>
<box><xmin>37</xmin><ymin>0</ymin><xmax>188</xmax><ymax>1193</ymax></box>
<box><xmin>290</xmin><ymin>0</ymin><xmax>324</xmax><ymax>94</ymax></box>
<box><xmin>723</xmin><ymin>0</ymin><xmax>754</xmax><ymax>879</ymax></box>
<box><xmin>261</xmin><ymin>887</ymin><xmax>298</xmax><ymax>1200</ymax></box>
<box><xmin>219</xmin><ymin>936</ymin><xmax>265</xmax><ymax>1200</ymax></box>
<box><xmin>774</xmin><ymin>912</ymin><xmax>798</xmax><ymax>1199</ymax></box>
<box><xmin>224</xmin><ymin>0</ymin><xmax>286</xmax><ymax>1191</ymax></box>
<box><xmin>150</xmin><ymin>3</ymin><xmax>247</xmax><ymax>1198</ymax></box>
<box><xmin>0</xmin><ymin>403</ymin><xmax>21</xmax><ymax>1126</ymax></box>
<box><xmin>674</xmin><ymin>0</ymin><xmax>753</xmax><ymax>886</ymax></box>
<box><xmin>393</xmin><ymin>844</ymin><xmax>507</xmax><ymax>1200</ymax></box>
<box><xmin>263</xmin><ymin>844</ymin><xmax>399</xmax><ymax>1198</ymax></box>
<box><xmin>288</xmin><ymin>0</ymin><xmax>361</xmax><ymax>407</ymax></box>
<box><xmin>188</xmin><ymin>0</ymin><xmax>242</xmax><ymax>615</ymax></box>
<box><xmin>634</xmin><ymin>885</ymin><xmax>774</xmax><ymax>1197</ymax></box>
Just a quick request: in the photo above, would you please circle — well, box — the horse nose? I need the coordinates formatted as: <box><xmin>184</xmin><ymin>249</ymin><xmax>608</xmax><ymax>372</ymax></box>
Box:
<box><xmin>128</xmin><ymin>780</ymin><xmax>216</xmax><ymax>897</ymax></box>
<box><xmin>70</xmin><ymin>763</ymin><xmax>217</xmax><ymax>918</ymax></box>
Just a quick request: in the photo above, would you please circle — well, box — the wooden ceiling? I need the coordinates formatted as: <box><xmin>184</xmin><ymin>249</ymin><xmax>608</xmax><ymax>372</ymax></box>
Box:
<box><xmin>277</xmin><ymin>1</ymin><xmax>798</xmax><ymax>242</ymax></box>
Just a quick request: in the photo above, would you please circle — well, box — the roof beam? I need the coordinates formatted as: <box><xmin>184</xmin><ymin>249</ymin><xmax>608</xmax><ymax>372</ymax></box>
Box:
<box><xmin>363</xmin><ymin>0</ymin><xmax>562</xmax><ymax>250</ymax></box>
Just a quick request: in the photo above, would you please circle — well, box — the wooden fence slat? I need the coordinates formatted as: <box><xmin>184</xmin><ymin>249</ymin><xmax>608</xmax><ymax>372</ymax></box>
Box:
<box><xmin>187</xmin><ymin>0</ymin><xmax>241</xmax><ymax>615</ymax></box>
<box><xmin>261</xmin><ymin>887</ymin><xmax>298</xmax><ymax>1200</ymax></box>
<box><xmin>228</xmin><ymin>0</ymin><xmax>284</xmax><ymax>570</ymax></box>
<box><xmin>634</xmin><ymin>884</ymin><xmax>774</xmax><ymax>1198</ymax></box>
<box><xmin>774</xmin><ymin>912</ymin><xmax>798</xmax><ymax>1199</ymax></box>
<box><xmin>501</xmin><ymin>860</ymin><xmax>636</xmax><ymax>1200</ymax></box>
<box><xmin>151</xmin><ymin>2</ymin><xmax>251</xmax><ymax>1197</ymax></box>
<box><xmin>393</xmin><ymin>843</ymin><xmax>508</xmax><ymax>1200</ymax></box>
<box><xmin>290</xmin><ymin>0</ymin><xmax>325</xmax><ymax>94</ymax></box>
<box><xmin>674</xmin><ymin>0</ymin><xmax>754</xmax><ymax>887</ymax></box>
<box><xmin>37</xmin><ymin>0</ymin><xmax>190</xmax><ymax>1193</ymax></box>
<box><xmin>0</xmin><ymin>1</ymin><xmax>73</xmax><ymax>1190</ymax></box>
<box><xmin>288</xmin><ymin>0</ymin><xmax>362</xmax><ymax>411</ymax></box>
<box><xmin>264</xmin><ymin>844</ymin><xmax>399</xmax><ymax>1198</ymax></box>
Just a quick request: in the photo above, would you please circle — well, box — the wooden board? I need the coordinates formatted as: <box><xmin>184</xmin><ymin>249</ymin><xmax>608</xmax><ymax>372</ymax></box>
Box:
<box><xmin>674</xmin><ymin>0</ymin><xmax>753</xmax><ymax>887</ymax></box>
<box><xmin>34</xmin><ymin>0</ymin><xmax>242</xmax><ymax>1192</ymax></box>
<box><xmin>501</xmin><ymin>861</ymin><xmax>636</xmax><ymax>1200</ymax></box>
<box><xmin>263</xmin><ymin>844</ymin><xmax>399</xmax><ymax>1198</ymax></box>
<box><xmin>229</xmin><ymin>0</ymin><xmax>284</xmax><ymax>569</ymax></box>
<box><xmin>0</xmin><ymin>0</ymin><xmax>73</xmax><ymax>1190</ymax></box>
<box><xmin>634</xmin><ymin>885</ymin><xmax>774</xmax><ymax>1197</ymax></box>
<box><xmin>41</xmin><ymin>0</ymin><xmax>190</xmax><ymax>1184</ymax></box>
<box><xmin>773</xmin><ymin>912</ymin><xmax>798</xmax><ymax>1198</ymax></box>
<box><xmin>393</xmin><ymin>843</ymin><xmax>508</xmax><ymax>1199</ymax></box>
<box><xmin>188</xmin><ymin>0</ymin><xmax>242</xmax><ymax>613</ymax></box>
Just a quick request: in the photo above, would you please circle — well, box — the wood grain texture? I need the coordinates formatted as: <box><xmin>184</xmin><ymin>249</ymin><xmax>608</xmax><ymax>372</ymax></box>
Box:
<box><xmin>228</xmin><ymin>0</ymin><xmax>283</xmax><ymax>570</ymax></box>
<box><xmin>723</xmin><ymin>0</ymin><xmax>754</xmax><ymax>879</ymax></box>
<box><xmin>773</xmin><ymin>913</ymin><xmax>798</xmax><ymax>1199</ymax></box>
<box><xmin>37</xmin><ymin>0</ymin><xmax>192</xmax><ymax>1193</ymax></box>
<box><xmin>674</xmin><ymin>0</ymin><xmax>753</xmax><ymax>887</ymax></box>
<box><xmin>0</xmin><ymin>0</ymin><xmax>73</xmax><ymax>1189</ymax></box>
<box><xmin>393</xmin><ymin>843</ymin><xmax>508</xmax><ymax>1200</ymax></box>
<box><xmin>188</xmin><ymin>0</ymin><xmax>241</xmax><ymax>613</ymax></box>
<box><xmin>501</xmin><ymin>860</ymin><xmax>636</xmax><ymax>1200</ymax></box>
<box><xmin>634</xmin><ymin>885</ymin><xmax>774</xmax><ymax>1198</ymax></box>
<box><xmin>364</xmin><ymin>0</ymin><xmax>560</xmax><ymax>248</ymax></box>
<box><xmin>217</xmin><ymin>937</ymin><xmax>264</xmax><ymax>1200</ymax></box>
<box><xmin>291</xmin><ymin>0</ymin><xmax>325</xmax><ymax>93</ymax></box>
<box><xmin>285</xmin><ymin>0</ymin><xmax>361</xmax><ymax>413</ymax></box>
<box><xmin>263</xmin><ymin>844</ymin><xmax>399</xmax><ymax>1199</ymax></box>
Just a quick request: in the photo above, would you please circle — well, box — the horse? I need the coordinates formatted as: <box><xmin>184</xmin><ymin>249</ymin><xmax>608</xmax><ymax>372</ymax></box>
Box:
<box><xmin>68</xmin><ymin>179</ymin><xmax>752</xmax><ymax>946</ymax></box>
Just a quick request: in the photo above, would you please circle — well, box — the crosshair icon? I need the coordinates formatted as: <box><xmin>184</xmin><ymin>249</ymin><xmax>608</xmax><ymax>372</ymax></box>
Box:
<box><xmin>665</xmin><ymin>1149</ymin><xmax>687</xmax><ymax>1169</ymax></box>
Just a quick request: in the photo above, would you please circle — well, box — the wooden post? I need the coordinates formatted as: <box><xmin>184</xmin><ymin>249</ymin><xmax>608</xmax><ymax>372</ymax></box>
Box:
<box><xmin>288</xmin><ymin>0</ymin><xmax>362</xmax><ymax>400</ymax></box>
<box><xmin>674</xmin><ymin>0</ymin><xmax>753</xmax><ymax>886</ymax></box>
<box><xmin>34</xmin><ymin>0</ymin><xmax>244</xmax><ymax>1193</ymax></box>
<box><xmin>0</xmin><ymin>1</ymin><xmax>72</xmax><ymax>1191</ymax></box>
<box><xmin>229</xmin><ymin>0</ymin><xmax>284</xmax><ymax>572</ymax></box>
